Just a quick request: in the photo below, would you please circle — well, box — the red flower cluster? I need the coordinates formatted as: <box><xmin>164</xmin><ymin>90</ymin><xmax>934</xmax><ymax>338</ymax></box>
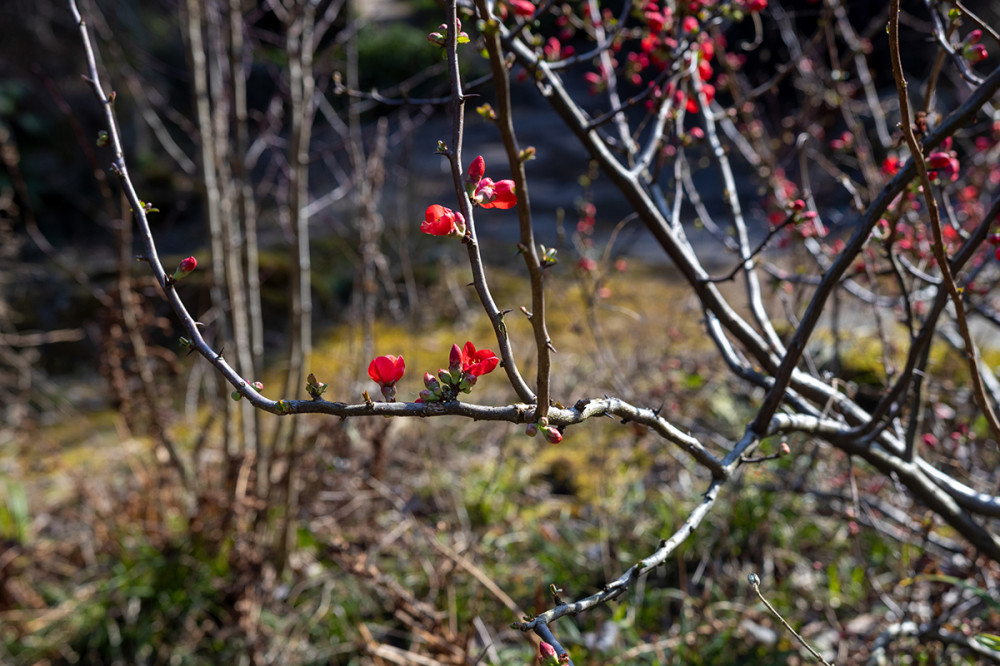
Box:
<box><xmin>421</xmin><ymin>204</ymin><xmax>466</xmax><ymax>237</ymax></box>
<box><xmin>419</xmin><ymin>341</ymin><xmax>499</xmax><ymax>403</ymax></box>
<box><xmin>467</xmin><ymin>155</ymin><xmax>517</xmax><ymax>210</ymax></box>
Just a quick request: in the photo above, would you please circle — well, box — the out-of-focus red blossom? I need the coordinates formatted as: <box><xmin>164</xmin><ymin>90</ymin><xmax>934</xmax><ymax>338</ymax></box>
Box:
<box><xmin>421</xmin><ymin>204</ymin><xmax>466</xmax><ymax>237</ymax></box>
<box><xmin>995</xmin><ymin>246</ymin><xmax>1000</xmax><ymax>261</ymax></box>
<box><xmin>927</xmin><ymin>152</ymin><xmax>960</xmax><ymax>181</ymax></box>
<box><xmin>745</xmin><ymin>0</ymin><xmax>767</xmax><ymax>11</ymax></box>
<box><xmin>882</xmin><ymin>155</ymin><xmax>901</xmax><ymax>176</ymax></box>
<box><xmin>830</xmin><ymin>131</ymin><xmax>852</xmax><ymax>150</ymax></box>
<box><xmin>686</xmin><ymin>83</ymin><xmax>714</xmax><ymax>112</ymax></box>
<box><xmin>544</xmin><ymin>36</ymin><xmax>573</xmax><ymax>60</ymax></box>
<box><xmin>577</xmin><ymin>257</ymin><xmax>597</xmax><ymax>272</ymax></box>
<box><xmin>368</xmin><ymin>355</ymin><xmax>405</xmax><ymax>387</ymax></box>
<box><xmin>682</xmin><ymin>16</ymin><xmax>699</xmax><ymax>33</ymax></box>
<box><xmin>584</xmin><ymin>69</ymin><xmax>606</xmax><ymax>93</ymax></box>
<box><xmin>965</xmin><ymin>43</ymin><xmax>988</xmax><ymax>63</ymax></box>
<box><xmin>645</xmin><ymin>9</ymin><xmax>666</xmax><ymax>32</ymax></box>
<box><xmin>699</xmin><ymin>39</ymin><xmax>715</xmax><ymax>61</ymax></box>
<box><xmin>697</xmin><ymin>59</ymin><xmax>713</xmax><ymax>81</ymax></box>
<box><xmin>460</xmin><ymin>341</ymin><xmax>499</xmax><ymax>377</ymax></box>
<box><xmin>479</xmin><ymin>179</ymin><xmax>517</xmax><ymax>209</ymax></box>
<box><xmin>509</xmin><ymin>0</ymin><xmax>535</xmax><ymax>18</ymax></box>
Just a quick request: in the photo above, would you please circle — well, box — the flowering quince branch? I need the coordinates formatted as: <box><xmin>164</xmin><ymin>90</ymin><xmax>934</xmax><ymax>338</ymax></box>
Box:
<box><xmin>437</xmin><ymin>0</ymin><xmax>536</xmax><ymax>405</ymax></box>
<box><xmin>71</xmin><ymin>0</ymin><xmax>1000</xmax><ymax>660</ymax></box>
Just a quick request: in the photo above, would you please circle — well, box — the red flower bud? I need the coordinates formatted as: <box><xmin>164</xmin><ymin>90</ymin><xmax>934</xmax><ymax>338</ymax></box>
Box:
<box><xmin>965</xmin><ymin>43</ymin><xmax>988</xmax><ymax>63</ymax></box>
<box><xmin>449</xmin><ymin>343</ymin><xmax>463</xmax><ymax>372</ymax></box>
<box><xmin>467</xmin><ymin>155</ymin><xmax>485</xmax><ymax>187</ymax></box>
<box><xmin>172</xmin><ymin>256</ymin><xmax>198</xmax><ymax>281</ymax></box>
<box><xmin>538</xmin><ymin>641</ymin><xmax>559</xmax><ymax>665</ymax></box>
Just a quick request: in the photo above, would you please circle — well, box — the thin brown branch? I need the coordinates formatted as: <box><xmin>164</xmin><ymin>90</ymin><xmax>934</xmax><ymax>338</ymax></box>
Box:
<box><xmin>888</xmin><ymin>0</ymin><xmax>1000</xmax><ymax>442</ymax></box>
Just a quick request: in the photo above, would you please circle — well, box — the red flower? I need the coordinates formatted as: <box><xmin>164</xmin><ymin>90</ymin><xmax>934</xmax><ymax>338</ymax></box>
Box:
<box><xmin>746</xmin><ymin>0</ymin><xmax>767</xmax><ymax>12</ymax></box>
<box><xmin>509</xmin><ymin>0</ymin><xmax>535</xmax><ymax>17</ymax></box>
<box><xmin>479</xmin><ymin>179</ymin><xmax>517</xmax><ymax>209</ymax></box>
<box><xmin>421</xmin><ymin>204</ymin><xmax>466</xmax><ymax>237</ymax></box>
<box><xmin>368</xmin><ymin>355</ymin><xmax>405</xmax><ymax>387</ymax></box>
<box><xmin>927</xmin><ymin>152</ymin><xmax>960</xmax><ymax>181</ymax></box>
<box><xmin>460</xmin><ymin>341</ymin><xmax>499</xmax><ymax>376</ymax></box>
<box><xmin>686</xmin><ymin>83</ymin><xmax>714</xmax><ymax>112</ymax></box>
<box><xmin>882</xmin><ymin>155</ymin><xmax>900</xmax><ymax>176</ymax></box>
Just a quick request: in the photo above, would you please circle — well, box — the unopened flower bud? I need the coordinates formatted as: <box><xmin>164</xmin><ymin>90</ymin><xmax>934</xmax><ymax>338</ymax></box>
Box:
<box><xmin>965</xmin><ymin>43</ymin><xmax>988</xmax><ymax>63</ymax></box>
<box><xmin>449</xmin><ymin>343</ymin><xmax>463</xmax><ymax>372</ymax></box>
<box><xmin>467</xmin><ymin>155</ymin><xmax>485</xmax><ymax>187</ymax></box>
<box><xmin>525</xmin><ymin>423</ymin><xmax>539</xmax><ymax>437</ymax></box>
<box><xmin>172</xmin><ymin>256</ymin><xmax>198</xmax><ymax>281</ymax></box>
<box><xmin>541</xmin><ymin>425</ymin><xmax>563</xmax><ymax>444</ymax></box>
<box><xmin>424</xmin><ymin>372</ymin><xmax>441</xmax><ymax>392</ymax></box>
<box><xmin>538</xmin><ymin>641</ymin><xmax>561</xmax><ymax>665</ymax></box>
